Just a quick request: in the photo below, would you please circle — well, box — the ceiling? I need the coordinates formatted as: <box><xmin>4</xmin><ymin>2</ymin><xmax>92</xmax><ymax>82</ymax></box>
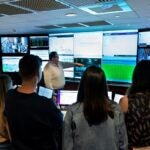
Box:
<box><xmin>0</xmin><ymin>0</ymin><xmax>149</xmax><ymax>35</ymax></box>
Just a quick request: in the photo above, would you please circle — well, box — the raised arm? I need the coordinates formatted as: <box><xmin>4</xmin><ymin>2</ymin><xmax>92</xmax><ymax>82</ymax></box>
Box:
<box><xmin>60</xmin><ymin>61</ymin><xmax>84</xmax><ymax>69</ymax></box>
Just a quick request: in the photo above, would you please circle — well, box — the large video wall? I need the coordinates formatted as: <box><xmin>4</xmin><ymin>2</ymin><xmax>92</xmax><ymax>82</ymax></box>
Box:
<box><xmin>49</xmin><ymin>30</ymin><xmax>138</xmax><ymax>83</ymax></box>
<box><xmin>0</xmin><ymin>29</ymin><xmax>150</xmax><ymax>84</ymax></box>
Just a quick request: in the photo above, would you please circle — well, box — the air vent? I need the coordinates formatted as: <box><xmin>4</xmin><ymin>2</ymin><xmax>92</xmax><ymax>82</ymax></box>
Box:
<box><xmin>59</xmin><ymin>23</ymin><xmax>84</xmax><ymax>28</ymax></box>
<box><xmin>37</xmin><ymin>25</ymin><xmax>62</xmax><ymax>29</ymax></box>
<box><xmin>56</xmin><ymin>0</ymin><xmax>99</xmax><ymax>7</ymax></box>
<box><xmin>0</xmin><ymin>4</ymin><xmax>31</xmax><ymax>15</ymax></box>
<box><xmin>0</xmin><ymin>0</ymin><xmax>18</xmax><ymax>2</ymax></box>
<box><xmin>11</xmin><ymin>0</ymin><xmax>70</xmax><ymax>11</ymax></box>
<box><xmin>57</xmin><ymin>0</ymin><xmax>123</xmax><ymax>7</ymax></box>
<box><xmin>82</xmin><ymin>20</ymin><xmax>111</xmax><ymax>26</ymax></box>
<box><xmin>97</xmin><ymin>0</ymin><xmax>121</xmax><ymax>2</ymax></box>
<box><xmin>40</xmin><ymin>21</ymin><xmax>111</xmax><ymax>29</ymax></box>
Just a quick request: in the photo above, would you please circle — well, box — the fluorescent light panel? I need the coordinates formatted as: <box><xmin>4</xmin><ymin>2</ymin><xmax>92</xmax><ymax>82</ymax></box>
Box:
<box><xmin>79</xmin><ymin>1</ymin><xmax>132</xmax><ymax>15</ymax></box>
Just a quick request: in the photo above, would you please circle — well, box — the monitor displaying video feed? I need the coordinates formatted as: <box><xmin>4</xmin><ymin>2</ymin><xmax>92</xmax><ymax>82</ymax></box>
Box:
<box><xmin>2</xmin><ymin>56</ymin><xmax>22</xmax><ymax>72</ymax></box>
<box><xmin>1</xmin><ymin>37</ymin><xmax>28</xmax><ymax>54</ymax></box>
<box><xmin>102</xmin><ymin>30</ymin><xmax>138</xmax><ymax>83</ymax></box>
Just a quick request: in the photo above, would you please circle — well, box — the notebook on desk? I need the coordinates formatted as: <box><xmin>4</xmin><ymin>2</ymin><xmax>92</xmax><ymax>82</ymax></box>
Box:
<box><xmin>57</xmin><ymin>90</ymin><xmax>78</xmax><ymax>105</ymax></box>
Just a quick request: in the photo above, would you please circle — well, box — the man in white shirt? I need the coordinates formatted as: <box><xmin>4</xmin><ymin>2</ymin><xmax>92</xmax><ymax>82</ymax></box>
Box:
<box><xmin>43</xmin><ymin>51</ymin><xmax>83</xmax><ymax>90</ymax></box>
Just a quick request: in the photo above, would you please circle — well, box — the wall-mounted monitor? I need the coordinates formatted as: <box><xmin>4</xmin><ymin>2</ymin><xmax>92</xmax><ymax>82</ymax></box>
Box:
<box><xmin>74</xmin><ymin>31</ymin><xmax>103</xmax><ymax>78</ymax></box>
<box><xmin>1</xmin><ymin>37</ymin><xmax>28</xmax><ymax>54</ymax></box>
<box><xmin>30</xmin><ymin>49</ymin><xmax>49</xmax><ymax>60</ymax></box>
<box><xmin>137</xmin><ymin>47</ymin><xmax>150</xmax><ymax>62</ymax></box>
<box><xmin>138</xmin><ymin>31</ymin><xmax>150</xmax><ymax>47</ymax></box>
<box><xmin>59</xmin><ymin>55</ymin><xmax>74</xmax><ymax>78</ymax></box>
<box><xmin>49</xmin><ymin>33</ymin><xmax>74</xmax><ymax>55</ymax></box>
<box><xmin>49</xmin><ymin>33</ymin><xmax>74</xmax><ymax>78</ymax></box>
<box><xmin>74</xmin><ymin>32</ymin><xmax>103</xmax><ymax>58</ymax></box>
<box><xmin>29</xmin><ymin>36</ymin><xmax>49</xmax><ymax>48</ymax></box>
<box><xmin>74</xmin><ymin>58</ymin><xmax>101</xmax><ymax>78</ymax></box>
<box><xmin>102</xmin><ymin>30</ymin><xmax>138</xmax><ymax>83</ymax></box>
<box><xmin>41</xmin><ymin>60</ymin><xmax>49</xmax><ymax>71</ymax></box>
<box><xmin>2</xmin><ymin>56</ymin><xmax>22</xmax><ymax>72</ymax></box>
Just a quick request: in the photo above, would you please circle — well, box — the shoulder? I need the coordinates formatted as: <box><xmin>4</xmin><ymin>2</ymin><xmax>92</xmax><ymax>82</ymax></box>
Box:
<box><xmin>34</xmin><ymin>95</ymin><xmax>62</xmax><ymax>114</ymax></box>
<box><xmin>65</xmin><ymin>103</ymin><xmax>82</xmax><ymax>118</ymax></box>
<box><xmin>6</xmin><ymin>89</ymin><xmax>17</xmax><ymax>97</ymax></box>
<box><xmin>44</xmin><ymin>62</ymin><xmax>54</xmax><ymax>69</ymax></box>
<box><xmin>36</xmin><ymin>94</ymin><xmax>55</xmax><ymax>105</ymax></box>
<box><xmin>43</xmin><ymin>62</ymin><xmax>56</xmax><ymax>73</ymax></box>
<box><xmin>109</xmin><ymin>100</ymin><xmax>124</xmax><ymax>119</ymax></box>
<box><xmin>127</xmin><ymin>94</ymin><xmax>150</xmax><ymax>113</ymax></box>
<box><xmin>119</xmin><ymin>96</ymin><xmax>128</xmax><ymax>113</ymax></box>
<box><xmin>68</xmin><ymin>103</ymin><xmax>82</xmax><ymax>112</ymax></box>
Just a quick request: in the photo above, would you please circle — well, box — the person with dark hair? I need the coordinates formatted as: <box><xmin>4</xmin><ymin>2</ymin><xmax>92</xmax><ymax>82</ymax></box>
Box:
<box><xmin>62</xmin><ymin>66</ymin><xmax>128</xmax><ymax>150</ymax></box>
<box><xmin>0</xmin><ymin>74</ymin><xmax>12</xmax><ymax>150</ymax></box>
<box><xmin>120</xmin><ymin>60</ymin><xmax>150</xmax><ymax>150</ymax></box>
<box><xmin>43</xmin><ymin>51</ymin><xmax>83</xmax><ymax>90</ymax></box>
<box><xmin>4</xmin><ymin>54</ymin><xmax>63</xmax><ymax>150</ymax></box>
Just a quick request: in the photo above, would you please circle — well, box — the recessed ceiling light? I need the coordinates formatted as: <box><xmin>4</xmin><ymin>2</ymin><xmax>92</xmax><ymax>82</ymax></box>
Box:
<box><xmin>65</xmin><ymin>13</ymin><xmax>77</xmax><ymax>17</ymax></box>
<box><xmin>115</xmin><ymin>15</ymin><xmax>120</xmax><ymax>18</ymax></box>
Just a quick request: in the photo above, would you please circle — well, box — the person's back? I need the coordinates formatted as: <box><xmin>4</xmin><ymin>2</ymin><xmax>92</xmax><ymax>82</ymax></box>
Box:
<box><xmin>63</xmin><ymin>102</ymin><xmax>127</xmax><ymax>150</ymax></box>
<box><xmin>120</xmin><ymin>60</ymin><xmax>150</xmax><ymax>149</ymax></box>
<box><xmin>5</xmin><ymin>89</ymin><xmax>62</xmax><ymax>149</ymax></box>
<box><xmin>4</xmin><ymin>54</ymin><xmax>63</xmax><ymax>150</ymax></box>
<box><xmin>62</xmin><ymin>66</ymin><xmax>128</xmax><ymax>150</ymax></box>
<box><xmin>125</xmin><ymin>93</ymin><xmax>150</xmax><ymax>148</ymax></box>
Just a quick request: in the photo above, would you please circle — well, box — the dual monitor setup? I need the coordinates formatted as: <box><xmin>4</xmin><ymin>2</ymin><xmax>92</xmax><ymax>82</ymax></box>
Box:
<box><xmin>0</xmin><ymin>29</ymin><xmax>150</xmax><ymax>86</ymax></box>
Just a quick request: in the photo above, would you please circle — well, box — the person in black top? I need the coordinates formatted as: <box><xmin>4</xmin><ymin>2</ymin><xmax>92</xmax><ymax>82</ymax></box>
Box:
<box><xmin>120</xmin><ymin>60</ymin><xmax>150</xmax><ymax>149</ymax></box>
<box><xmin>5</xmin><ymin>54</ymin><xmax>63</xmax><ymax>150</ymax></box>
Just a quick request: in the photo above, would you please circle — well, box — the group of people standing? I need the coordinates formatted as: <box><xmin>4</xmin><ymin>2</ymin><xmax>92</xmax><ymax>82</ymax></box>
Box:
<box><xmin>0</xmin><ymin>51</ymin><xmax>149</xmax><ymax>150</ymax></box>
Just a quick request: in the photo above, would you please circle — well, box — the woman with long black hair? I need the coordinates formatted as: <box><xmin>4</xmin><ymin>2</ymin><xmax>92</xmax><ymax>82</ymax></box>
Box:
<box><xmin>63</xmin><ymin>66</ymin><xmax>128</xmax><ymax>150</ymax></box>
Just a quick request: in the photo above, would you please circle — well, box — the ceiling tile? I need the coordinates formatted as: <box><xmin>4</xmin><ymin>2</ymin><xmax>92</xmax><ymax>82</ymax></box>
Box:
<box><xmin>11</xmin><ymin>0</ymin><xmax>70</xmax><ymax>11</ymax></box>
<box><xmin>0</xmin><ymin>4</ymin><xmax>31</xmax><ymax>15</ymax></box>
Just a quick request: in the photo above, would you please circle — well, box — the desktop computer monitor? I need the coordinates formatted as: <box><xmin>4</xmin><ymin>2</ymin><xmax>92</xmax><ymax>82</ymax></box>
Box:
<box><xmin>57</xmin><ymin>90</ymin><xmax>78</xmax><ymax>106</ymax></box>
